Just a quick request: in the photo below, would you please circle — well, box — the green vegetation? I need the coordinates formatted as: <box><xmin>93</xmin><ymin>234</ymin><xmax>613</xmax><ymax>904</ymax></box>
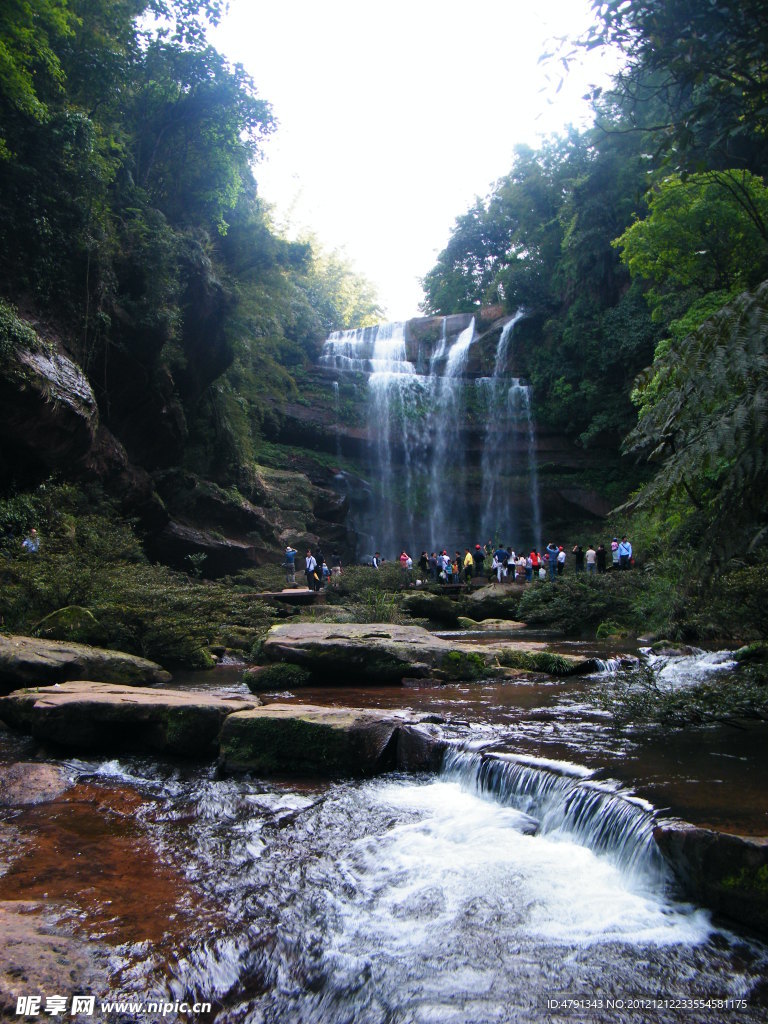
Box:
<box><xmin>0</xmin><ymin>484</ymin><xmax>276</xmax><ymax>667</ymax></box>
<box><xmin>244</xmin><ymin>663</ymin><xmax>311</xmax><ymax>692</ymax></box>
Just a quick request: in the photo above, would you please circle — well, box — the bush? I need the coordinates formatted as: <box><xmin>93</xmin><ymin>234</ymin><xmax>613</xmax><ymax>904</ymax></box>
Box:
<box><xmin>516</xmin><ymin>573</ymin><xmax>648</xmax><ymax>633</ymax></box>
<box><xmin>0</xmin><ymin>485</ymin><xmax>277</xmax><ymax>667</ymax></box>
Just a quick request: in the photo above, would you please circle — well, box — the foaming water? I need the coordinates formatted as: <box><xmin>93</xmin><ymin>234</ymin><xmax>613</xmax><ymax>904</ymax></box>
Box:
<box><xmin>61</xmin><ymin>760</ymin><xmax>767</xmax><ymax>1023</ymax></box>
<box><xmin>443</xmin><ymin>749</ymin><xmax>664</xmax><ymax>881</ymax></box>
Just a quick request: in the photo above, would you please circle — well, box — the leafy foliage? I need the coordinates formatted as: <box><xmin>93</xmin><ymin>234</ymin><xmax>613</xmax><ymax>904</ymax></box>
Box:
<box><xmin>624</xmin><ymin>280</ymin><xmax>768</xmax><ymax>562</ymax></box>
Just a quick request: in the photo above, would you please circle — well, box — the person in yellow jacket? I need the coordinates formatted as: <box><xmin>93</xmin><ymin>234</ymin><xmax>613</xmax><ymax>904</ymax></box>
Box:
<box><xmin>463</xmin><ymin>548</ymin><xmax>474</xmax><ymax>583</ymax></box>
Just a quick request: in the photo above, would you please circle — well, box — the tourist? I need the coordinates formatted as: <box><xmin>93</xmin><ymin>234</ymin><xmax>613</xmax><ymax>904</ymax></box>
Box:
<box><xmin>572</xmin><ymin>544</ymin><xmax>584</xmax><ymax>571</ymax></box>
<box><xmin>530</xmin><ymin>549</ymin><xmax>540</xmax><ymax>575</ymax></box>
<box><xmin>556</xmin><ymin>546</ymin><xmax>566</xmax><ymax>576</ymax></box>
<box><xmin>516</xmin><ymin>552</ymin><xmax>526</xmax><ymax>580</ymax></box>
<box><xmin>585</xmin><ymin>544</ymin><xmax>597</xmax><ymax>574</ymax></box>
<box><xmin>305</xmin><ymin>549</ymin><xmax>317</xmax><ymax>590</ymax></box>
<box><xmin>618</xmin><ymin>536</ymin><xmax>633</xmax><ymax>569</ymax></box>
<box><xmin>473</xmin><ymin>544</ymin><xmax>485</xmax><ymax>578</ymax></box>
<box><xmin>596</xmin><ymin>543</ymin><xmax>607</xmax><ymax>573</ymax></box>
<box><xmin>418</xmin><ymin>551</ymin><xmax>429</xmax><ymax>575</ymax></box>
<box><xmin>494</xmin><ymin>544</ymin><xmax>508</xmax><ymax>583</ymax></box>
<box><xmin>611</xmin><ymin>537</ymin><xmax>620</xmax><ymax>569</ymax></box>
<box><xmin>321</xmin><ymin>561</ymin><xmax>331</xmax><ymax>585</ymax></box>
<box><xmin>331</xmin><ymin>550</ymin><xmax>342</xmax><ymax>577</ymax></box>
<box><xmin>372</xmin><ymin>551</ymin><xmax>382</xmax><ymax>569</ymax></box>
<box><xmin>428</xmin><ymin>551</ymin><xmax>438</xmax><ymax>580</ymax></box>
<box><xmin>284</xmin><ymin>544</ymin><xmax>297</xmax><ymax>584</ymax></box>
<box><xmin>463</xmin><ymin>548</ymin><xmax>474</xmax><ymax>583</ymax></box>
<box><xmin>399</xmin><ymin>550</ymin><xmax>410</xmax><ymax>573</ymax></box>
<box><xmin>21</xmin><ymin>528</ymin><xmax>39</xmax><ymax>554</ymax></box>
<box><xmin>546</xmin><ymin>542</ymin><xmax>559</xmax><ymax>580</ymax></box>
<box><xmin>525</xmin><ymin>552</ymin><xmax>533</xmax><ymax>583</ymax></box>
<box><xmin>492</xmin><ymin>552</ymin><xmax>504</xmax><ymax>584</ymax></box>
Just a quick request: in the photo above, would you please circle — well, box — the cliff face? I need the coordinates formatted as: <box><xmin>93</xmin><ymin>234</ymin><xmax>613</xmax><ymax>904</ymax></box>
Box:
<box><xmin>0</xmin><ymin>313</ymin><xmax>355</xmax><ymax>576</ymax></box>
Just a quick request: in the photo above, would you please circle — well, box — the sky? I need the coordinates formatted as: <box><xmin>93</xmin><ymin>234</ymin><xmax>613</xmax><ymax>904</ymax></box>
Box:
<box><xmin>211</xmin><ymin>1</ymin><xmax>618</xmax><ymax>321</ymax></box>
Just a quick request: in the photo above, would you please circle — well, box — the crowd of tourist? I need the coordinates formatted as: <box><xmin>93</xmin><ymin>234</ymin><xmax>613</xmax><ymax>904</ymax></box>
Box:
<box><xmin>285</xmin><ymin>536</ymin><xmax>633</xmax><ymax>590</ymax></box>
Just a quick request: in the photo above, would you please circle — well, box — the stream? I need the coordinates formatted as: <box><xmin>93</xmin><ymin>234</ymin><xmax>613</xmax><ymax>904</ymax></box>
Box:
<box><xmin>1</xmin><ymin>640</ymin><xmax>767</xmax><ymax>1022</ymax></box>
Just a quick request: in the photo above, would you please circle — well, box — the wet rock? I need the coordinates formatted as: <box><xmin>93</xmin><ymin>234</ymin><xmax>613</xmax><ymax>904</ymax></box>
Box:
<box><xmin>0</xmin><ymin>634</ymin><xmax>172</xmax><ymax>695</ymax></box>
<box><xmin>654</xmin><ymin>821</ymin><xmax>768</xmax><ymax>937</ymax></box>
<box><xmin>0</xmin><ymin>682</ymin><xmax>259</xmax><ymax>757</ymax></box>
<box><xmin>219</xmin><ymin>703</ymin><xmax>446</xmax><ymax>776</ymax></box>
<box><xmin>734</xmin><ymin>642</ymin><xmax>768</xmax><ymax>664</ymax></box>
<box><xmin>263</xmin><ymin>622</ymin><xmax>596</xmax><ymax>683</ymax></box>
<box><xmin>0</xmin><ymin>763</ymin><xmax>74</xmax><ymax>806</ymax></box>
<box><xmin>0</xmin><ymin>902</ymin><xmax>107</xmax><ymax>1019</ymax></box>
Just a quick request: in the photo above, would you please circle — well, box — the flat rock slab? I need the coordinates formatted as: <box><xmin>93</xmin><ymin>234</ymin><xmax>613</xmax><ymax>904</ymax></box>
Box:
<box><xmin>263</xmin><ymin>622</ymin><xmax>597</xmax><ymax>683</ymax></box>
<box><xmin>0</xmin><ymin>682</ymin><xmax>259</xmax><ymax>757</ymax></box>
<box><xmin>0</xmin><ymin>634</ymin><xmax>171</xmax><ymax>695</ymax></box>
<box><xmin>219</xmin><ymin>703</ymin><xmax>446</xmax><ymax>777</ymax></box>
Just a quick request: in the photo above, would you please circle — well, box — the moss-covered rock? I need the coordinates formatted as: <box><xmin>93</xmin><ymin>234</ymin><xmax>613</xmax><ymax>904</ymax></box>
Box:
<box><xmin>654</xmin><ymin>821</ymin><xmax>768</xmax><ymax>938</ymax></box>
<box><xmin>734</xmin><ymin>641</ymin><xmax>768</xmax><ymax>664</ymax></box>
<box><xmin>401</xmin><ymin>592</ymin><xmax>463</xmax><ymax>627</ymax></box>
<box><xmin>218</xmin><ymin>703</ymin><xmax>446</xmax><ymax>776</ymax></box>
<box><xmin>244</xmin><ymin>663</ymin><xmax>312</xmax><ymax>692</ymax></box>
<box><xmin>262</xmin><ymin>622</ymin><xmax>597</xmax><ymax>683</ymax></box>
<box><xmin>0</xmin><ymin>634</ymin><xmax>172</xmax><ymax>695</ymax></box>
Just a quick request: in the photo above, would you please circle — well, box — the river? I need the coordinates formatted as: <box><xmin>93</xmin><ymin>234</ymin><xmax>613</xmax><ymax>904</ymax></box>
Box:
<box><xmin>1</xmin><ymin>640</ymin><xmax>767</xmax><ymax>1023</ymax></box>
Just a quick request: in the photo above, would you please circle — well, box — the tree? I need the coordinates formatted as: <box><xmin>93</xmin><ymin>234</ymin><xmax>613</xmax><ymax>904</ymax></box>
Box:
<box><xmin>613</xmin><ymin>170</ymin><xmax>768</xmax><ymax>326</ymax></box>
<box><xmin>0</xmin><ymin>0</ymin><xmax>75</xmax><ymax>158</ymax></box>
<box><xmin>624</xmin><ymin>280</ymin><xmax>768</xmax><ymax>561</ymax></box>
<box><xmin>584</xmin><ymin>0</ymin><xmax>768</xmax><ymax>174</ymax></box>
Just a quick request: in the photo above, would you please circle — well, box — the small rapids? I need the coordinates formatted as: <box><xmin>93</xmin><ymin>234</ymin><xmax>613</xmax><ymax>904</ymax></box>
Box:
<box><xmin>64</xmin><ymin>756</ymin><xmax>768</xmax><ymax>1024</ymax></box>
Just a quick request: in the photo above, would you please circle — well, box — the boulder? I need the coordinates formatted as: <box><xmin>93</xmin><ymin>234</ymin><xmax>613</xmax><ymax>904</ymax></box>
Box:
<box><xmin>0</xmin><ymin>682</ymin><xmax>259</xmax><ymax>757</ymax></box>
<box><xmin>0</xmin><ymin>340</ymin><xmax>98</xmax><ymax>479</ymax></box>
<box><xmin>219</xmin><ymin>703</ymin><xmax>446</xmax><ymax>776</ymax></box>
<box><xmin>0</xmin><ymin>634</ymin><xmax>172</xmax><ymax>695</ymax></box>
<box><xmin>464</xmin><ymin>584</ymin><xmax>522</xmax><ymax>621</ymax></box>
<box><xmin>263</xmin><ymin>622</ymin><xmax>598</xmax><ymax>683</ymax></box>
<box><xmin>654</xmin><ymin>821</ymin><xmax>768</xmax><ymax>937</ymax></box>
<box><xmin>401</xmin><ymin>592</ymin><xmax>463</xmax><ymax>627</ymax></box>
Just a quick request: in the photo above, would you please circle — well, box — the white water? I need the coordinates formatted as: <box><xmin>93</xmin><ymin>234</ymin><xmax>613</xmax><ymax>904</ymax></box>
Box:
<box><xmin>320</xmin><ymin>314</ymin><xmax>543</xmax><ymax>557</ymax></box>
<box><xmin>641</xmin><ymin>647</ymin><xmax>739</xmax><ymax>688</ymax></box>
<box><xmin>62</xmin><ymin>751</ymin><xmax>767</xmax><ymax>1023</ymax></box>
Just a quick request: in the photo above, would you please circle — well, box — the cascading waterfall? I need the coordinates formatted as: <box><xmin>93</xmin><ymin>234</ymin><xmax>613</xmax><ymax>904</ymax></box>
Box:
<box><xmin>320</xmin><ymin>313</ymin><xmax>542</xmax><ymax>557</ymax></box>
<box><xmin>477</xmin><ymin>312</ymin><xmax>542</xmax><ymax>548</ymax></box>
<box><xmin>426</xmin><ymin>318</ymin><xmax>475</xmax><ymax>544</ymax></box>
<box><xmin>443</xmin><ymin>748</ymin><xmax>666</xmax><ymax>882</ymax></box>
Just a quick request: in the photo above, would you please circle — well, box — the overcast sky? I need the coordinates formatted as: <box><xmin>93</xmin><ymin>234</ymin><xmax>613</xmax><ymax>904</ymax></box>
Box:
<box><xmin>211</xmin><ymin>0</ymin><xmax>617</xmax><ymax>320</ymax></box>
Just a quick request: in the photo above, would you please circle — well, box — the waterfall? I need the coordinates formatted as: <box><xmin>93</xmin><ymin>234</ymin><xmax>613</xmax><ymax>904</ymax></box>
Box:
<box><xmin>477</xmin><ymin>313</ymin><xmax>542</xmax><ymax>550</ymax></box>
<box><xmin>443</xmin><ymin>748</ymin><xmax>666</xmax><ymax>883</ymax></box>
<box><xmin>320</xmin><ymin>314</ymin><xmax>542</xmax><ymax>558</ymax></box>
<box><xmin>427</xmin><ymin>318</ymin><xmax>475</xmax><ymax>544</ymax></box>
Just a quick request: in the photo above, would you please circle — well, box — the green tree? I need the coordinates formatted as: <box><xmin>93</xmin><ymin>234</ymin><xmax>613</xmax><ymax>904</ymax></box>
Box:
<box><xmin>583</xmin><ymin>0</ymin><xmax>768</xmax><ymax>174</ymax></box>
<box><xmin>624</xmin><ymin>280</ymin><xmax>768</xmax><ymax>561</ymax></box>
<box><xmin>614</xmin><ymin>170</ymin><xmax>768</xmax><ymax>327</ymax></box>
